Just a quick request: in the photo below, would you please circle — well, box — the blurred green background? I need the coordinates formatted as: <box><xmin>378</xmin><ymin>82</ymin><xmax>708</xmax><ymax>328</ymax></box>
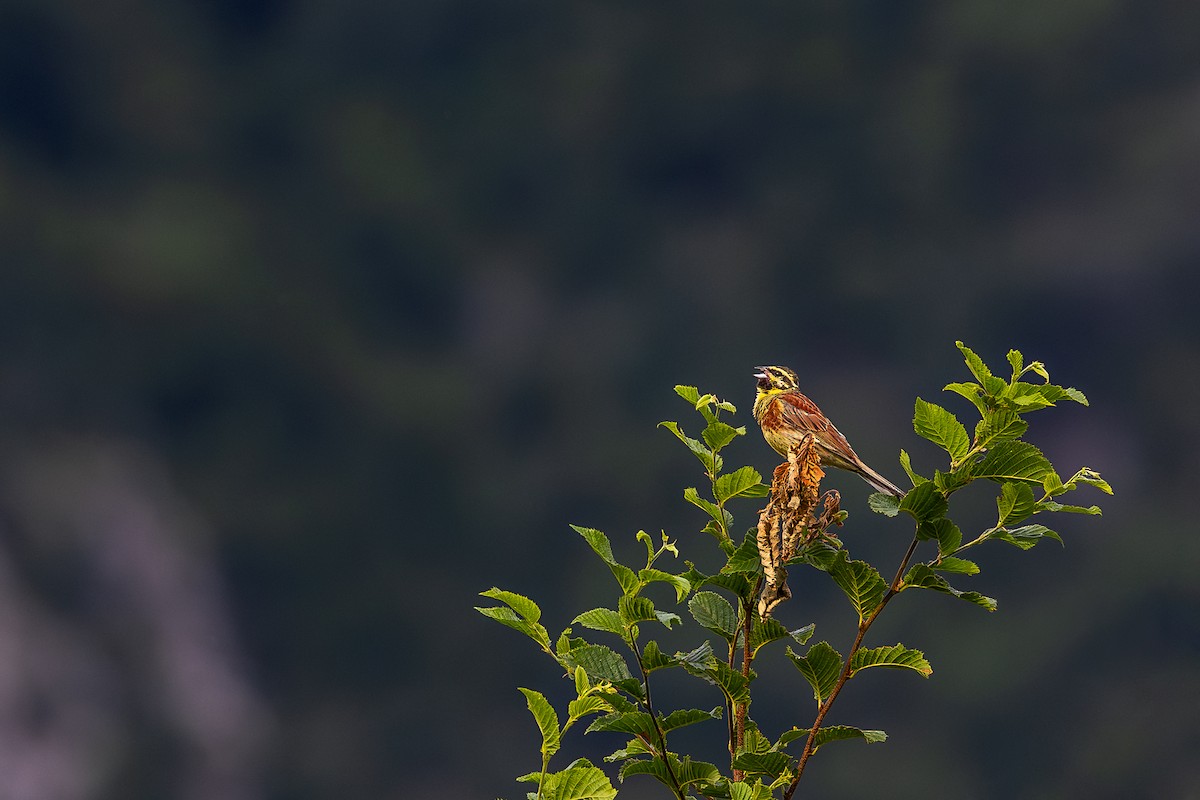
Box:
<box><xmin>0</xmin><ymin>1</ymin><xmax>1196</xmax><ymax>798</ymax></box>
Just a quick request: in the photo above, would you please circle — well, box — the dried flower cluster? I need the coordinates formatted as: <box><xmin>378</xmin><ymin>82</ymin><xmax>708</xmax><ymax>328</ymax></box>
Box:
<box><xmin>756</xmin><ymin>434</ymin><xmax>843</xmax><ymax>617</ymax></box>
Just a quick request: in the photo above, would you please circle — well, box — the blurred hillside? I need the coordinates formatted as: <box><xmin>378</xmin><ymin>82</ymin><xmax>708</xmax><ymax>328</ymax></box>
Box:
<box><xmin>0</xmin><ymin>1</ymin><xmax>1197</xmax><ymax>799</ymax></box>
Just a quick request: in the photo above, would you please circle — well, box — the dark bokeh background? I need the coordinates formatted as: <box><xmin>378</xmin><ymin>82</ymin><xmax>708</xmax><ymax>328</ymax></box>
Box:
<box><xmin>1</xmin><ymin>2</ymin><xmax>1197</xmax><ymax>799</ymax></box>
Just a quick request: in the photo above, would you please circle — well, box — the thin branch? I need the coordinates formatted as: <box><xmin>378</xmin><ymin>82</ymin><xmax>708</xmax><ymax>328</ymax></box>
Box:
<box><xmin>950</xmin><ymin>525</ymin><xmax>1000</xmax><ymax>558</ymax></box>
<box><xmin>784</xmin><ymin>533</ymin><xmax>922</xmax><ymax>799</ymax></box>
<box><xmin>725</xmin><ymin>636</ymin><xmax>736</xmax><ymax>764</ymax></box>
<box><xmin>709</xmin><ymin>462</ymin><xmax>733</xmax><ymax>548</ymax></box>
<box><xmin>886</xmin><ymin>536</ymin><xmax>921</xmax><ymax>600</ymax></box>
<box><xmin>632</xmin><ymin>634</ymin><xmax>686</xmax><ymax>800</ymax></box>
<box><xmin>731</xmin><ymin>595</ymin><xmax>756</xmax><ymax>782</ymax></box>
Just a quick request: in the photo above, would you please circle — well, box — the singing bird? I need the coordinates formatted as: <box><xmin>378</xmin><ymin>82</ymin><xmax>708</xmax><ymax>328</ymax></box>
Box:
<box><xmin>753</xmin><ymin>365</ymin><xmax>904</xmax><ymax>497</ymax></box>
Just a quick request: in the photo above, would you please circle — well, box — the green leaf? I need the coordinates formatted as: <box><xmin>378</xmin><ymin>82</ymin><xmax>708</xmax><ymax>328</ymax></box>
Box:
<box><xmin>549</xmin><ymin>763</ymin><xmax>618</xmax><ymax>800</ymax></box>
<box><xmin>641</xmin><ymin>640</ymin><xmax>673</xmax><ymax>672</ymax></box>
<box><xmin>608</xmin><ymin>564</ymin><xmax>641</xmax><ymax>596</ymax></box>
<box><xmin>787</xmin><ymin>642</ymin><xmax>844</xmax><ymax>706</ymax></box>
<box><xmin>902</xmin><ymin>564</ymin><xmax>997</xmax><ymax>611</ymax></box>
<box><xmin>1041</xmin><ymin>383</ymin><xmax>1084</xmax><ymax>407</ymax></box>
<box><xmin>913</xmin><ymin>398</ymin><xmax>970</xmax><ymax>461</ymax></box>
<box><xmin>791</xmin><ymin>622</ymin><xmax>817</xmax><ymax>644</ymax></box>
<box><xmin>479</xmin><ymin>588</ymin><xmax>541</xmax><ymax>623</ymax></box>
<box><xmin>740</xmin><ymin>723</ymin><xmax>772</xmax><ymax>755</ymax></box>
<box><xmin>943</xmin><ymin>381</ymin><xmax>987</xmax><ymax>414</ymax></box>
<box><xmin>660</xmin><ymin>707</ymin><xmax>722</xmax><ymax>733</ymax></box>
<box><xmin>868</xmin><ymin>493</ymin><xmax>901</xmax><ymax>517</ymax></box>
<box><xmin>677</xmin><ymin>652</ymin><xmax>751</xmax><ymax>705</ymax></box>
<box><xmin>1006</xmin><ymin>348</ymin><xmax>1023</xmax><ymax>375</ymax></box>
<box><xmin>672</xmin><ymin>757</ymin><xmax>724</xmax><ymax>787</ymax></box>
<box><xmin>686</xmin><ymin>567</ymin><xmax>756</xmax><ymax>601</ymax></box>
<box><xmin>899</xmin><ymin>481</ymin><xmax>949</xmax><ymax>523</ymax></box>
<box><xmin>708</xmin><ymin>662</ymin><xmax>753</xmax><ymax>706</ymax></box>
<box><xmin>638</xmin><ymin>568</ymin><xmax>691</xmax><ymax>603</ymax></box>
<box><xmin>659</xmin><ymin>421</ymin><xmax>718</xmax><ymax>474</ymax></box>
<box><xmin>749</xmin><ymin>618</ymin><xmax>815</xmax><ymax>657</ymax></box>
<box><xmin>619</xmin><ymin>756</ymin><xmax>721</xmax><ymax>789</ymax></box>
<box><xmin>827</xmin><ymin>552</ymin><xmax>886</xmax><ymax>622</ymax></box>
<box><xmin>811</xmin><ymin>725</ymin><xmax>887</xmax><ymax>752</ymax></box>
<box><xmin>1005</xmin><ymin>381</ymin><xmax>1058</xmax><ymax>410</ymax></box>
<box><xmin>1073</xmin><ymin>471</ymin><xmax>1112</xmax><ymax>494</ymax></box>
<box><xmin>848</xmin><ymin>644</ymin><xmax>932</xmax><ymax>678</ymax></box>
<box><xmin>653</xmin><ymin>610</ymin><xmax>682</xmax><ymax>629</ymax></box>
<box><xmin>674</xmin><ymin>640</ymin><xmax>717</xmax><ymax>671</ymax></box>
<box><xmin>688</xmin><ymin>591</ymin><xmax>738</xmax><ymax>642</ymax></box>
<box><xmin>599</xmin><ymin>692</ymin><xmax>638</xmax><ymax>715</ymax></box>
<box><xmin>476</xmin><ymin>603</ymin><xmax>552</xmax><ymax>651</ymax></box>
<box><xmin>683</xmin><ymin>486</ymin><xmax>719</xmax><ymax>517</ymax></box>
<box><xmin>742</xmin><ymin>481</ymin><xmax>771</xmax><ymax>498</ymax></box>
<box><xmin>683</xmin><ymin>487</ymin><xmax>734</xmax><ymax>537</ymax></box>
<box><xmin>729</xmin><ymin>778</ymin><xmax>775</xmax><ymax>800</ymax></box>
<box><xmin>604</xmin><ymin>737</ymin><xmax>655</xmax><ymax>762</ymax></box>
<box><xmin>586</xmin><ymin>711</ymin><xmax>655</xmax><ymax>737</ymax></box>
<box><xmin>990</xmin><ymin>524</ymin><xmax>1063</xmax><ymax>549</ymax></box>
<box><xmin>997</xmin><ymin>482</ymin><xmax>1037</xmax><ymax>526</ymax></box>
<box><xmin>571</xmin><ymin>525</ymin><xmax>618</xmax><ymax>565</ymax></box>
<box><xmin>974</xmin><ymin>441</ymin><xmax>1053</xmax><ymax>484</ymax></box>
<box><xmin>609</xmin><ymin>564</ymin><xmax>640</xmax><ymax>596</ymax></box>
<box><xmin>956</xmin><ymin>341</ymin><xmax>1006</xmax><ymax>394</ymax></box>
<box><xmin>1042</xmin><ymin>470</ymin><xmax>1066</xmax><ymax>496</ymax></box>
<box><xmin>674</xmin><ymin>385</ymin><xmax>701</xmax><ymax>405</ymax></box>
<box><xmin>714</xmin><ymin>466</ymin><xmax>767</xmax><ymax>503</ymax></box>
<box><xmin>776</xmin><ymin>727</ymin><xmax>811</xmax><ymax>748</ymax></box>
<box><xmin>723</xmin><ymin>532</ymin><xmax>763</xmax><ymax>574</ymax></box>
<box><xmin>573</xmin><ymin>608</ymin><xmax>625</xmax><ymax>636</ymax></box>
<box><xmin>475</xmin><ymin>605</ymin><xmax>534</xmax><ymax>636</ymax></box>
<box><xmin>974</xmin><ymin>409</ymin><xmax>1029</xmax><ymax>450</ymax></box>
<box><xmin>918</xmin><ymin>518</ymin><xmax>963</xmax><ymax>556</ymax></box>
<box><xmin>518</xmin><ymin>688</ymin><xmax>561</xmax><ymax>758</ymax></box>
<box><xmin>1040</xmin><ymin>501</ymin><xmax>1102</xmax><ymax>515</ymax></box>
<box><xmin>636</xmin><ymin>529</ymin><xmax>655</xmax><ymax>562</ymax></box>
<box><xmin>619</xmin><ymin>595</ymin><xmax>658</xmax><ymax>625</ymax></box>
<box><xmin>933</xmin><ymin>466</ymin><xmax>974</xmax><ymax>494</ymax></box>
<box><xmin>898</xmin><ymin>449</ymin><xmax>928</xmax><ymax>486</ymax></box>
<box><xmin>1063</xmin><ymin>387</ymin><xmax>1089</xmax><ymax>405</ymax></box>
<box><xmin>732</xmin><ymin>751</ymin><xmax>791</xmax><ymax>778</ymax></box>
<box><xmin>557</xmin><ymin>630</ymin><xmax>585</xmax><ymax>658</ymax></box>
<box><xmin>568</xmin><ymin>695</ymin><xmax>613</xmax><ymax>721</ymax></box>
<box><xmin>617</xmin><ymin>758</ymin><xmax>661</xmax><ymax>783</ymax></box>
<box><xmin>703</xmin><ymin>420</ymin><xmax>743</xmax><ymax>452</ymax></box>
<box><xmin>571</xmin><ymin>528</ymin><xmax>642</xmax><ymax>595</ymax></box>
<box><xmin>933</xmin><ymin>556</ymin><xmax>979</xmax><ymax>575</ymax></box>
<box><xmin>564</xmin><ymin>644</ymin><xmax>634</xmax><ymax>682</ymax></box>
<box><xmin>796</xmin><ymin>540</ymin><xmax>842</xmax><ymax>571</ymax></box>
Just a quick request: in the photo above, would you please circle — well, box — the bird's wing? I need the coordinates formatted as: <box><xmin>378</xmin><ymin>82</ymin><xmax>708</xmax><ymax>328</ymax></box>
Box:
<box><xmin>774</xmin><ymin>392</ymin><xmax>904</xmax><ymax>497</ymax></box>
<box><xmin>774</xmin><ymin>392</ymin><xmax>860</xmax><ymax>462</ymax></box>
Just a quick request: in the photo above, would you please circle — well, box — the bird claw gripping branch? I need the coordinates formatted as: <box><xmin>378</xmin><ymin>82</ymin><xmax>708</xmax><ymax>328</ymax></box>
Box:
<box><xmin>756</xmin><ymin>434</ymin><xmax>844</xmax><ymax>618</ymax></box>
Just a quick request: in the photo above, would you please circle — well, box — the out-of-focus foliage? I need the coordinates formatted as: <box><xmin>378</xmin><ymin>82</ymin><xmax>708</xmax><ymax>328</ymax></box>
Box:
<box><xmin>0</xmin><ymin>1</ymin><xmax>1195</xmax><ymax>799</ymax></box>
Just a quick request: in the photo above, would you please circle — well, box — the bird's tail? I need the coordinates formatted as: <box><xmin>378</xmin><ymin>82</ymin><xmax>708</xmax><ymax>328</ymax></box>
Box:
<box><xmin>857</xmin><ymin>460</ymin><xmax>905</xmax><ymax>498</ymax></box>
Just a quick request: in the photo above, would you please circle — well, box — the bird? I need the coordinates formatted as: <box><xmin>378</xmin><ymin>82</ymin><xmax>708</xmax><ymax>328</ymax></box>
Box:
<box><xmin>753</xmin><ymin>365</ymin><xmax>904</xmax><ymax>497</ymax></box>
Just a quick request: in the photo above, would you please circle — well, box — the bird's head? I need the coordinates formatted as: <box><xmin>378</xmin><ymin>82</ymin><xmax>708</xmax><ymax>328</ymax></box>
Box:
<box><xmin>754</xmin><ymin>365</ymin><xmax>800</xmax><ymax>394</ymax></box>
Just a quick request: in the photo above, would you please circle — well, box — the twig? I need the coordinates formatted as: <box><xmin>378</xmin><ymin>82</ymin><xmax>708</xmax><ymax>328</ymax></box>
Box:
<box><xmin>633</xmin><ymin>635</ymin><xmax>685</xmax><ymax>800</ymax></box>
<box><xmin>731</xmin><ymin>594</ymin><xmax>757</xmax><ymax>781</ymax></box>
<box><xmin>784</xmin><ymin>534</ymin><xmax>921</xmax><ymax>799</ymax></box>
